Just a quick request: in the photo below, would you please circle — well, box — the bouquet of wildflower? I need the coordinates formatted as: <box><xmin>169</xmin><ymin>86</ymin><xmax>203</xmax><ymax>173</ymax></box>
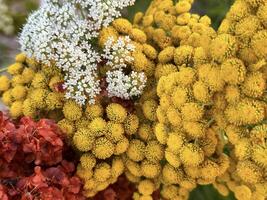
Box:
<box><xmin>0</xmin><ymin>0</ymin><xmax>267</xmax><ymax>199</ymax></box>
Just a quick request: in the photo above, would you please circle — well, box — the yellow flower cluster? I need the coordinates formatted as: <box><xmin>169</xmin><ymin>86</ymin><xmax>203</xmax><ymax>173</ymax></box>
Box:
<box><xmin>210</xmin><ymin>1</ymin><xmax>267</xmax><ymax>199</ymax></box>
<box><xmin>61</xmin><ymin>102</ymin><xmax>141</xmax><ymax>197</ymax></box>
<box><xmin>0</xmin><ymin>53</ymin><xmax>64</xmax><ymax>119</ymax></box>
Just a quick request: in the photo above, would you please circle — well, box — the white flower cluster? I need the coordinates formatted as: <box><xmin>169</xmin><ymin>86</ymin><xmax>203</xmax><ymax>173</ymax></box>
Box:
<box><xmin>103</xmin><ymin>36</ymin><xmax>147</xmax><ymax>99</ymax></box>
<box><xmin>103</xmin><ymin>36</ymin><xmax>135</xmax><ymax>69</ymax></box>
<box><xmin>19</xmin><ymin>0</ymin><xmax>136</xmax><ymax>105</ymax></box>
<box><xmin>0</xmin><ymin>0</ymin><xmax>14</xmax><ymax>35</ymax></box>
<box><xmin>106</xmin><ymin>70</ymin><xmax>147</xmax><ymax>100</ymax></box>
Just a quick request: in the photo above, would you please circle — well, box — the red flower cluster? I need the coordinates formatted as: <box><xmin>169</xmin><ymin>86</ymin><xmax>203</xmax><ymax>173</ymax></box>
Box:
<box><xmin>0</xmin><ymin>112</ymin><xmax>85</xmax><ymax>200</ymax></box>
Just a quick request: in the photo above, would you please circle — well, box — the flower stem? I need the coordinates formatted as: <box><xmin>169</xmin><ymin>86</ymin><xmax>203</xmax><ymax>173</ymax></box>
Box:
<box><xmin>0</xmin><ymin>67</ymin><xmax>8</xmax><ymax>73</ymax></box>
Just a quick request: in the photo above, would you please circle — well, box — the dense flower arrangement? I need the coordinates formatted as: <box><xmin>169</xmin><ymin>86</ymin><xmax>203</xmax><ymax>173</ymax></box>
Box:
<box><xmin>0</xmin><ymin>0</ymin><xmax>267</xmax><ymax>199</ymax></box>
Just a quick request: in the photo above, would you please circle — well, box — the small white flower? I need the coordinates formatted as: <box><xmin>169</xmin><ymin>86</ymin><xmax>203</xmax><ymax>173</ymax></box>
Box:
<box><xmin>103</xmin><ymin>36</ymin><xmax>135</xmax><ymax>69</ymax></box>
<box><xmin>106</xmin><ymin>70</ymin><xmax>147</xmax><ymax>99</ymax></box>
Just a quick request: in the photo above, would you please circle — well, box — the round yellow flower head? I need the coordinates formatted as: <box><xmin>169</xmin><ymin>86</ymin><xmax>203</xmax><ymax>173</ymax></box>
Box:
<box><xmin>124</xmin><ymin>114</ymin><xmax>139</xmax><ymax>135</ymax></box>
<box><xmin>221</xmin><ymin>58</ymin><xmax>246</xmax><ymax>85</ymax></box>
<box><xmin>111</xmin><ymin>157</ymin><xmax>124</xmax><ymax>177</ymax></box>
<box><xmin>94</xmin><ymin>162</ymin><xmax>111</xmax><ymax>182</ymax></box>
<box><xmin>257</xmin><ymin>3</ymin><xmax>267</xmax><ymax>27</ymax></box>
<box><xmin>31</xmin><ymin>72</ymin><xmax>47</xmax><ymax>88</ymax></box>
<box><xmin>7</xmin><ymin>63</ymin><xmax>24</xmax><ymax>75</ymax></box>
<box><xmin>171</xmin><ymin>87</ymin><xmax>188</xmax><ymax>109</ymax></box>
<box><xmin>10</xmin><ymin>101</ymin><xmax>23</xmax><ymax>118</ymax></box>
<box><xmin>161</xmin><ymin>185</ymin><xmax>179</xmax><ymax>200</ymax></box>
<box><xmin>142</xmin><ymin>100</ymin><xmax>157</xmax><ymax>121</ymax></box>
<box><xmin>99</xmin><ymin>26</ymin><xmax>119</xmax><ymax>47</ymax></box>
<box><xmin>183</xmin><ymin>121</ymin><xmax>205</xmax><ymax>139</ymax></box>
<box><xmin>80</xmin><ymin>153</ymin><xmax>96</xmax><ymax>170</ymax></box>
<box><xmin>237</xmin><ymin>160</ymin><xmax>263</xmax><ymax>184</ymax></box>
<box><xmin>114</xmin><ymin>137</ymin><xmax>129</xmax><ymax>155</ymax></box>
<box><xmin>142</xmin><ymin>44</ymin><xmax>158</xmax><ymax>60</ymax></box>
<box><xmin>145</xmin><ymin>140</ymin><xmax>164</xmax><ymax>162</ymax></box>
<box><xmin>251</xmin><ymin>30</ymin><xmax>267</xmax><ymax>60</ymax></box>
<box><xmin>130</xmin><ymin>28</ymin><xmax>147</xmax><ymax>44</ymax></box>
<box><xmin>141</xmin><ymin>160</ymin><xmax>161</xmax><ymax>178</ymax></box>
<box><xmin>154</xmin><ymin>123</ymin><xmax>168</xmax><ymax>145</ymax></box>
<box><xmin>138</xmin><ymin>179</ymin><xmax>155</xmax><ymax>195</ymax></box>
<box><xmin>0</xmin><ymin>75</ymin><xmax>10</xmax><ymax>92</ymax></box>
<box><xmin>85</xmin><ymin>103</ymin><xmax>103</xmax><ymax>120</ymax></box>
<box><xmin>167</xmin><ymin>132</ymin><xmax>184</xmax><ymax>154</ymax></box>
<box><xmin>165</xmin><ymin>149</ymin><xmax>181</xmax><ymax>168</ymax></box>
<box><xmin>73</xmin><ymin>128</ymin><xmax>94</xmax><ymax>152</ymax></box>
<box><xmin>179</xmin><ymin>143</ymin><xmax>204</xmax><ymax>166</ymax></box>
<box><xmin>175</xmin><ymin>1</ymin><xmax>192</xmax><ymax>14</ymax></box>
<box><xmin>92</xmin><ymin>137</ymin><xmax>115</xmax><ymax>159</ymax></box>
<box><xmin>125</xmin><ymin>159</ymin><xmax>142</xmax><ymax>177</ymax></box>
<box><xmin>88</xmin><ymin>117</ymin><xmax>107</xmax><ymax>137</ymax></box>
<box><xmin>251</xmin><ymin>146</ymin><xmax>267</xmax><ymax>168</ymax></box>
<box><xmin>210</xmin><ymin>34</ymin><xmax>237</xmax><ymax>63</ymax></box>
<box><xmin>46</xmin><ymin>92</ymin><xmax>64</xmax><ymax>110</ymax></box>
<box><xmin>181</xmin><ymin>102</ymin><xmax>204</xmax><ymax>121</ymax></box>
<box><xmin>57</xmin><ymin>119</ymin><xmax>75</xmax><ymax>137</ymax></box>
<box><xmin>112</xmin><ymin>18</ymin><xmax>132</xmax><ymax>34</ymax></box>
<box><xmin>162</xmin><ymin>163</ymin><xmax>183</xmax><ymax>184</ymax></box>
<box><xmin>155</xmin><ymin>64</ymin><xmax>177</xmax><ymax>80</ymax></box>
<box><xmin>174</xmin><ymin>45</ymin><xmax>193</xmax><ymax>66</ymax></box>
<box><xmin>127</xmin><ymin>139</ymin><xmax>145</xmax><ymax>162</ymax></box>
<box><xmin>76</xmin><ymin>164</ymin><xmax>93</xmax><ymax>181</ymax></box>
<box><xmin>11</xmin><ymin>75</ymin><xmax>25</xmax><ymax>86</ymax></box>
<box><xmin>11</xmin><ymin>85</ymin><xmax>27</xmax><ymax>101</ymax></box>
<box><xmin>242</xmin><ymin>72</ymin><xmax>266</xmax><ymax>98</ymax></box>
<box><xmin>15</xmin><ymin>53</ymin><xmax>26</xmax><ymax>63</ymax></box>
<box><xmin>22</xmin><ymin>99</ymin><xmax>36</xmax><ymax>118</ymax></box>
<box><xmin>106</xmin><ymin>122</ymin><xmax>124</xmax><ymax>142</ymax></box>
<box><xmin>138</xmin><ymin>123</ymin><xmax>154</xmax><ymax>142</ymax></box>
<box><xmin>234</xmin><ymin>185</ymin><xmax>252</xmax><ymax>200</ymax></box>
<box><xmin>193</xmin><ymin>81</ymin><xmax>210</xmax><ymax>103</ymax></box>
<box><xmin>158</xmin><ymin>46</ymin><xmax>175</xmax><ymax>64</ymax></box>
<box><xmin>166</xmin><ymin>107</ymin><xmax>182</xmax><ymax>127</ymax></box>
<box><xmin>235</xmin><ymin>15</ymin><xmax>261</xmax><ymax>39</ymax></box>
<box><xmin>30</xmin><ymin>88</ymin><xmax>48</xmax><ymax>109</ymax></box>
<box><xmin>63</xmin><ymin>100</ymin><xmax>82</xmax><ymax>121</ymax></box>
<box><xmin>225</xmin><ymin>85</ymin><xmax>240</xmax><ymax>104</ymax></box>
<box><xmin>22</xmin><ymin>68</ymin><xmax>35</xmax><ymax>84</ymax></box>
<box><xmin>226</xmin><ymin>0</ymin><xmax>250</xmax><ymax>21</ymax></box>
<box><xmin>106</xmin><ymin>103</ymin><xmax>127</xmax><ymax>123</ymax></box>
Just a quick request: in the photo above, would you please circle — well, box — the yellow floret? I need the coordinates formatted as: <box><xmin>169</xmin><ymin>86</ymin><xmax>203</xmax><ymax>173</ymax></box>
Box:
<box><xmin>127</xmin><ymin>139</ymin><xmax>145</xmax><ymax>162</ymax></box>
<box><xmin>210</xmin><ymin>34</ymin><xmax>237</xmax><ymax>63</ymax></box>
<box><xmin>10</xmin><ymin>101</ymin><xmax>23</xmax><ymax>118</ymax></box>
<box><xmin>7</xmin><ymin>63</ymin><xmax>24</xmax><ymax>75</ymax></box>
<box><xmin>92</xmin><ymin>137</ymin><xmax>115</xmax><ymax>159</ymax></box>
<box><xmin>174</xmin><ymin>45</ymin><xmax>193</xmax><ymax>66</ymax></box>
<box><xmin>252</xmin><ymin>146</ymin><xmax>267</xmax><ymax>168</ymax></box>
<box><xmin>46</xmin><ymin>92</ymin><xmax>64</xmax><ymax>110</ymax></box>
<box><xmin>237</xmin><ymin>160</ymin><xmax>263</xmax><ymax>184</ymax></box>
<box><xmin>242</xmin><ymin>72</ymin><xmax>266</xmax><ymax>98</ymax></box>
<box><xmin>133</xmin><ymin>12</ymin><xmax>144</xmax><ymax>25</ymax></box>
<box><xmin>63</xmin><ymin>100</ymin><xmax>82</xmax><ymax>121</ymax></box>
<box><xmin>183</xmin><ymin>121</ymin><xmax>205</xmax><ymax>138</ymax></box>
<box><xmin>106</xmin><ymin>103</ymin><xmax>127</xmax><ymax>123</ymax></box>
<box><xmin>11</xmin><ymin>85</ymin><xmax>27</xmax><ymax>101</ymax></box>
<box><xmin>80</xmin><ymin>153</ymin><xmax>96</xmax><ymax>170</ymax></box>
<box><xmin>0</xmin><ymin>75</ymin><xmax>10</xmax><ymax>91</ymax></box>
<box><xmin>11</xmin><ymin>75</ymin><xmax>25</xmax><ymax>86</ymax></box>
<box><xmin>162</xmin><ymin>164</ymin><xmax>183</xmax><ymax>184</ymax></box>
<box><xmin>98</xmin><ymin>26</ymin><xmax>119</xmax><ymax>47</ymax></box>
<box><xmin>142</xmin><ymin>44</ymin><xmax>158</xmax><ymax>60</ymax></box>
<box><xmin>167</xmin><ymin>132</ymin><xmax>184</xmax><ymax>153</ymax></box>
<box><xmin>155</xmin><ymin>64</ymin><xmax>177</xmax><ymax>80</ymax></box>
<box><xmin>15</xmin><ymin>53</ymin><xmax>26</xmax><ymax>63</ymax></box>
<box><xmin>88</xmin><ymin>117</ymin><xmax>107</xmax><ymax>137</ymax></box>
<box><xmin>48</xmin><ymin>75</ymin><xmax>63</xmax><ymax>91</ymax></box>
<box><xmin>165</xmin><ymin>149</ymin><xmax>181</xmax><ymax>168</ymax></box>
<box><xmin>193</xmin><ymin>81</ymin><xmax>210</xmax><ymax>103</ymax></box>
<box><xmin>73</xmin><ymin>128</ymin><xmax>95</xmax><ymax>152</ymax></box>
<box><xmin>145</xmin><ymin>140</ymin><xmax>164</xmax><ymax>162</ymax></box>
<box><xmin>138</xmin><ymin>123</ymin><xmax>154</xmax><ymax>141</ymax></box>
<box><xmin>94</xmin><ymin>163</ymin><xmax>111</xmax><ymax>182</ymax></box>
<box><xmin>31</xmin><ymin>72</ymin><xmax>47</xmax><ymax>88</ymax></box>
<box><xmin>85</xmin><ymin>103</ymin><xmax>103</xmax><ymax>120</ymax></box>
<box><xmin>22</xmin><ymin>68</ymin><xmax>35</xmax><ymax>83</ymax></box>
<box><xmin>141</xmin><ymin>160</ymin><xmax>161</xmax><ymax>178</ymax></box>
<box><xmin>57</xmin><ymin>119</ymin><xmax>75</xmax><ymax>138</ymax></box>
<box><xmin>225</xmin><ymin>85</ymin><xmax>240</xmax><ymax>104</ymax></box>
<box><xmin>179</xmin><ymin>143</ymin><xmax>204</xmax><ymax>166</ymax></box>
<box><xmin>158</xmin><ymin>46</ymin><xmax>175</xmax><ymax>64</ymax></box>
<box><xmin>76</xmin><ymin>165</ymin><xmax>93</xmax><ymax>181</ymax></box>
<box><xmin>181</xmin><ymin>103</ymin><xmax>204</xmax><ymax>121</ymax></box>
<box><xmin>106</xmin><ymin>122</ymin><xmax>124</xmax><ymax>142</ymax></box>
<box><xmin>112</xmin><ymin>18</ymin><xmax>132</xmax><ymax>34</ymax></box>
<box><xmin>171</xmin><ymin>87</ymin><xmax>188</xmax><ymax>109</ymax></box>
<box><xmin>114</xmin><ymin>137</ymin><xmax>129</xmax><ymax>155</ymax></box>
<box><xmin>161</xmin><ymin>185</ymin><xmax>179</xmax><ymax>200</ymax></box>
<box><xmin>132</xmin><ymin>51</ymin><xmax>149</xmax><ymax>72</ymax></box>
<box><xmin>130</xmin><ymin>28</ymin><xmax>147</xmax><ymax>43</ymax></box>
<box><xmin>138</xmin><ymin>180</ymin><xmax>155</xmax><ymax>195</ymax></box>
<box><xmin>124</xmin><ymin>114</ymin><xmax>139</xmax><ymax>135</ymax></box>
<box><xmin>166</xmin><ymin>107</ymin><xmax>182</xmax><ymax>127</ymax></box>
<box><xmin>142</xmin><ymin>100</ymin><xmax>157</xmax><ymax>121</ymax></box>
<box><xmin>257</xmin><ymin>4</ymin><xmax>267</xmax><ymax>27</ymax></box>
<box><xmin>30</xmin><ymin>88</ymin><xmax>48</xmax><ymax>109</ymax></box>
<box><xmin>22</xmin><ymin>99</ymin><xmax>36</xmax><ymax>118</ymax></box>
<box><xmin>111</xmin><ymin>157</ymin><xmax>124</xmax><ymax>177</ymax></box>
<box><xmin>221</xmin><ymin>58</ymin><xmax>246</xmax><ymax>85</ymax></box>
<box><xmin>176</xmin><ymin>13</ymin><xmax>191</xmax><ymax>25</ymax></box>
<box><xmin>175</xmin><ymin>1</ymin><xmax>191</xmax><ymax>14</ymax></box>
<box><xmin>234</xmin><ymin>185</ymin><xmax>252</xmax><ymax>200</ymax></box>
<box><xmin>154</xmin><ymin>123</ymin><xmax>168</xmax><ymax>145</ymax></box>
<box><xmin>126</xmin><ymin>159</ymin><xmax>142</xmax><ymax>177</ymax></box>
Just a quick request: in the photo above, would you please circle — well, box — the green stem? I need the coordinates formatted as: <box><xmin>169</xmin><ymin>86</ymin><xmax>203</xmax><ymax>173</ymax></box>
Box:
<box><xmin>0</xmin><ymin>67</ymin><xmax>8</xmax><ymax>73</ymax></box>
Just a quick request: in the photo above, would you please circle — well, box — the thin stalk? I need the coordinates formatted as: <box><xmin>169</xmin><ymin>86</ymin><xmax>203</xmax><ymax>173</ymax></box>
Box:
<box><xmin>0</xmin><ymin>67</ymin><xmax>8</xmax><ymax>73</ymax></box>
